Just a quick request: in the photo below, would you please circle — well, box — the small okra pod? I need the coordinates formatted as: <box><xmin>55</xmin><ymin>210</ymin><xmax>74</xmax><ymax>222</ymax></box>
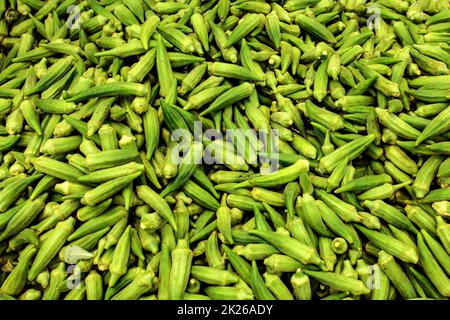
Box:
<box><xmin>354</xmin><ymin>225</ymin><xmax>418</xmax><ymax>264</ymax></box>
<box><xmin>169</xmin><ymin>239</ymin><xmax>193</xmax><ymax>300</ymax></box>
<box><xmin>291</xmin><ymin>270</ymin><xmax>312</xmax><ymax>300</ymax></box>
<box><xmin>0</xmin><ymin>244</ymin><xmax>37</xmax><ymax>296</ymax></box>
<box><xmin>405</xmin><ymin>205</ymin><xmax>436</xmax><ymax>236</ymax></box>
<box><xmin>263</xmin><ymin>272</ymin><xmax>294</xmax><ymax>300</ymax></box>
<box><xmin>421</xmin><ymin>229</ymin><xmax>450</xmax><ymax>275</ymax></box>
<box><xmin>33</xmin><ymin>199</ymin><xmax>79</xmax><ymax>234</ymax></box>
<box><xmin>40</xmin><ymin>136</ymin><xmax>82</xmax><ymax>155</ymax></box>
<box><xmin>378</xmin><ymin>250</ymin><xmax>417</xmax><ymax>299</ymax></box>
<box><xmin>236</xmin><ymin>243</ymin><xmax>279</xmax><ymax>260</ymax></box>
<box><xmin>331</xmin><ymin>237</ymin><xmax>348</xmax><ymax>255</ymax></box>
<box><xmin>28</xmin><ymin>217</ymin><xmax>75</xmax><ymax>282</ymax></box>
<box><xmin>104</xmin><ymin>218</ymin><xmax>128</xmax><ymax>250</ymax></box>
<box><xmin>225</xmin><ymin>13</ymin><xmax>262</xmax><ymax>48</ymax></box>
<box><xmin>250</xmin><ymin>260</ymin><xmax>275</xmax><ymax>300</ymax></box>
<box><xmin>318</xmin><ymin>134</ymin><xmax>375</xmax><ymax>174</ymax></box>
<box><xmin>234</xmin><ymin>159</ymin><xmax>308</xmax><ymax>189</ymax></box>
<box><xmin>204</xmin><ymin>286</ymin><xmax>254</xmax><ymax>300</ymax></box>
<box><xmin>8</xmin><ymin>228</ymin><xmax>39</xmax><ymax>250</ymax></box>
<box><xmin>357</xmin><ymin>212</ymin><xmax>382</xmax><ymax>230</ymax></box>
<box><xmin>284</xmin><ymin>182</ymin><xmax>300</xmax><ymax>218</ymax></box>
<box><xmin>78</xmin><ymin>162</ymin><xmax>144</xmax><ymax>184</ymax></box>
<box><xmin>136</xmin><ymin>185</ymin><xmax>177</xmax><ymax>231</ymax></box>
<box><xmin>313</xmin><ymin>57</ymin><xmax>329</xmax><ymax>103</ymax></box>
<box><xmin>191</xmin><ymin>266</ymin><xmax>239</xmax><ymax>286</ymax></box>
<box><xmin>315</xmin><ymin>201</ymin><xmax>354</xmax><ymax>244</ymax></box>
<box><xmin>304</xmin><ymin>269</ymin><xmax>370</xmax><ymax>296</ymax></box>
<box><xmin>335</xmin><ymin>174</ymin><xmax>393</xmax><ymax>193</ymax></box>
<box><xmin>206</xmin><ymin>231</ymin><xmax>226</xmax><ymax>270</ymax></box>
<box><xmin>357</xmin><ymin>182</ymin><xmax>411</xmax><ymax>201</ymax></box>
<box><xmin>19</xmin><ymin>99</ymin><xmax>41</xmax><ymax>135</ymax></box>
<box><xmin>315</xmin><ymin>189</ymin><xmax>361</xmax><ymax>223</ymax></box>
<box><xmin>111</xmin><ymin>272</ymin><xmax>155</xmax><ymax>300</ymax></box>
<box><xmin>85</xmin><ymin>270</ymin><xmax>103</xmax><ymax>301</ymax></box>
<box><xmin>436</xmin><ymin>216</ymin><xmax>450</xmax><ymax>255</ymax></box>
<box><xmin>68</xmin><ymin>206</ymin><xmax>127</xmax><ymax>242</ymax></box>
<box><xmin>41</xmin><ymin>262</ymin><xmax>66</xmax><ymax>300</ymax></box>
<box><xmin>384</xmin><ymin>145</ymin><xmax>418</xmax><ymax>175</ymax></box>
<box><xmin>412</xmin><ymin>155</ymin><xmax>445</xmax><ymax>198</ymax></box>
<box><xmin>109</xmin><ymin>225</ymin><xmax>132</xmax><ymax>287</ymax></box>
<box><xmin>222</xmin><ymin>244</ymin><xmax>252</xmax><ymax>284</ymax></box>
<box><xmin>376</xmin><ymin>108</ymin><xmax>421</xmax><ymax>140</ymax></box>
<box><xmin>77</xmin><ymin>198</ymin><xmax>112</xmax><ymax>222</ymax></box>
<box><xmin>31</xmin><ymin>156</ymin><xmax>84</xmax><ymax>183</ymax></box>
<box><xmin>299</xmin><ymin>194</ymin><xmax>334</xmax><ymax>237</ymax></box>
<box><xmin>285</xmin><ymin>215</ymin><xmax>314</xmax><ymax>248</ymax></box>
<box><xmin>174</xmin><ymin>196</ymin><xmax>190</xmax><ymax>240</ymax></box>
<box><xmin>216</xmin><ymin>195</ymin><xmax>233</xmax><ymax>244</ymax></box>
<box><xmin>19</xmin><ymin>288</ymin><xmax>42</xmax><ymax>301</ymax></box>
<box><xmin>26</xmin><ymin>56</ymin><xmax>74</xmax><ymax>95</ymax></box>
<box><xmin>417</xmin><ymin>233</ymin><xmax>450</xmax><ymax>297</ymax></box>
<box><xmin>183</xmin><ymin>180</ymin><xmax>221</xmax><ymax>211</ymax></box>
<box><xmin>81</xmin><ymin>172</ymin><xmax>142</xmax><ymax>207</ymax></box>
<box><xmin>251</xmin><ymin>187</ymin><xmax>284</xmax><ymax>207</ymax></box>
<box><xmin>249</xmin><ymin>229</ymin><xmax>321</xmax><ymax>265</ymax></box>
<box><xmin>140</xmin><ymin>15</ymin><xmax>160</xmax><ymax>50</ymax></box>
<box><xmin>190</xmin><ymin>13</ymin><xmax>209</xmax><ymax>52</ymax></box>
<box><xmin>319</xmin><ymin>237</ymin><xmax>337</xmax><ymax>272</ymax></box>
<box><xmin>0</xmin><ymin>194</ymin><xmax>47</xmax><ymax>241</ymax></box>
<box><xmin>326</xmin><ymin>157</ymin><xmax>348</xmax><ymax>192</ymax></box>
<box><xmin>419</xmin><ymin>188</ymin><xmax>450</xmax><ymax>204</ymax></box>
<box><xmin>341</xmin><ymin>259</ymin><xmax>358</xmax><ymax>280</ymax></box>
<box><xmin>65</xmin><ymin>228</ymin><xmax>109</xmax><ymax>256</ymax></box>
<box><xmin>408</xmin><ymin>266</ymin><xmax>444</xmax><ymax>300</ymax></box>
<box><xmin>295</xmin><ymin>14</ymin><xmax>336</xmax><ymax>44</ymax></box>
<box><xmin>178</xmin><ymin>63</ymin><xmax>208</xmax><ymax>96</ymax></box>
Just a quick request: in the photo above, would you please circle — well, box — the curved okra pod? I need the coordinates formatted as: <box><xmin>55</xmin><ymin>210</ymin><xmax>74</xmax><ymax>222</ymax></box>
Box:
<box><xmin>250</xmin><ymin>260</ymin><xmax>275</xmax><ymax>300</ymax></box>
<box><xmin>204</xmin><ymin>286</ymin><xmax>254</xmax><ymax>300</ymax></box>
<box><xmin>421</xmin><ymin>229</ymin><xmax>450</xmax><ymax>275</ymax></box>
<box><xmin>67</xmin><ymin>206</ymin><xmax>127</xmax><ymax>242</ymax></box>
<box><xmin>417</xmin><ymin>233</ymin><xmax>450</xmax><ymax>297</ymax></box>
<box><xmin>234</xmin><ymin>159</ymin><xmax>309</xmax><ymax>189</ymax></box>
<box><xmin>111</xmin><ymin>272</ymin><xmax>155</xmax><ymax>300</ymax></box>
<box><xmin>315</xmin><ymin>189</ymin><xmax>361</xmax><ymax>223</ymax></box>
<box><xmin>303</xmin><ymin>269</ymin><xmax>370</xmax><ymax>296</ymax></box>
<box><xmin>109</xmin><ymin>225</ymin><xmax>132</xmax><ymax>287</ymax></box>
<box><xmin>191</xmin><ymin>266</ymin><xmax>239</xmax><ymax>286</ymax></box>
<box><xmin>436</xmin><ymin>217</ymin><xmax>450</xmax><ymax>255</ymax></box>
<box><xmin>249</xmin><ymin>229</ymin><xmax>321</xmax><ymax>265</ymax></box>
<box><xmin>361</xmin><ymin>199</ymin><xmax>417</xmax><ymax>234</ymax></box>
<box><xmin>0</xmin><ymin>194</ymin><xmax>47</xmax><ymax>241</ymax></box>
<box><xmin>335</xmin><ymin>174</ymin><xmax>393</xmax><ymax>193</ymax></box>
<box><xmin>136</xmin><ymin>185</ymin><xmax>177</xmax><ymax>231</ymax></box>
<box><xmin>0</xmin><ymin>174</ymin><xmax>42</xmax><ymax>212</ymax></box>
<box><xmin>354</xmin><ymin>225</ymin><xmax>419</xmax><ymax>264</ymax></box>
<box><xmin>378</xmin><ymin>250</ymin><xmax>417</xmax><ymax>299</ymax></box>
<box><xmin>318</xmin><ymin>134</ymin><xmax>375</xmax><ymax>173</ymax></box>
<box><xmin>0</xmin><ymin>244</ymin><xmax>37</xmax><ymax>296</ymax></box>
<box><xmin>299</xmin><ymin>194</ymin><xmax>334</xmax><ymax>237</ymax></box>
<box><xmin>28</xmin><ymin>217</ymin><xmax>75</xmax><ymax>281</ymax></box>
<box><xmin>315</xmin><ymin>200</ymin><xmax>354</xmax><ymax>244</ymax></box>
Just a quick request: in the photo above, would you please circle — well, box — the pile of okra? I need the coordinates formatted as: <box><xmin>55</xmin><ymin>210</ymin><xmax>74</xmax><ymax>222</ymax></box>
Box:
<box><xmin>0</xmin><ymin>0</ymin><xmax>449</xmax><ymax>301</ymax></box>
